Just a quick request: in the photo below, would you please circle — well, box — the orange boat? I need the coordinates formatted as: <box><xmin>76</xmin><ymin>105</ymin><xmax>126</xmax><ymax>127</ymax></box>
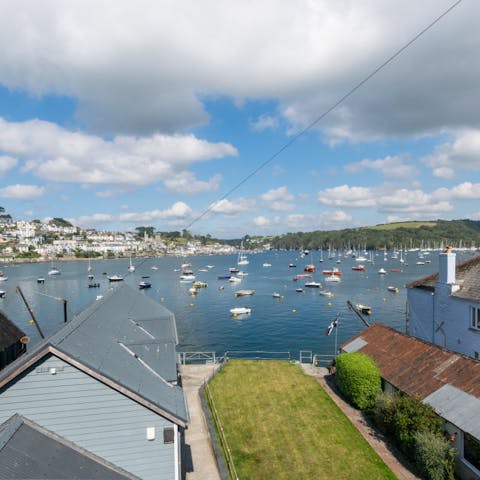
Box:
<box><xmin>294</xmin><ymin>273</ymin><xmax>312</xmax><ymax>281</ymax></box>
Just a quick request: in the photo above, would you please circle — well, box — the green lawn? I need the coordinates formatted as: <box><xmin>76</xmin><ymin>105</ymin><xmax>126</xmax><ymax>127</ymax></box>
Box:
<box><xmin>206</xmin><ymin>360</ymin><xmax>397</xmax><ymax>480</ymax></box>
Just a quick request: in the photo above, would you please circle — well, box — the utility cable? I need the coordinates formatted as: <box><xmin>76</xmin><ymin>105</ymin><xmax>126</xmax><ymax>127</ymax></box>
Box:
<box><xmin>184</xmin><ymin>0</ymin><xmax>462</xmax><ymax>231</ymax></box>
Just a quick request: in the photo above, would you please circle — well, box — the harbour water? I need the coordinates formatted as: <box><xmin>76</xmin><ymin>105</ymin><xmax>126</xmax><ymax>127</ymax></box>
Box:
<box><xmin>0</xmin><ymin>250</ymin><xmax>474</xmax><ymax>359</ymax></box>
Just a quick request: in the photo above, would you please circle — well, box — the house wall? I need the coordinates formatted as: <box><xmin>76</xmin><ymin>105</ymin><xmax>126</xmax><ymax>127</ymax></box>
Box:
<box><xmin>407</xmin><ymin>287</ymin><xmax>480</xmax><ymax>359</ymax></box>
<box><xmin>444</xmin><ymin>421</ymin><xmax>480</xmax><ymax>480</ymax></box>
<box><xmin>0</xmin><ymin>355</ymin><xmax>178</xmax><ymax>480</ymax></box>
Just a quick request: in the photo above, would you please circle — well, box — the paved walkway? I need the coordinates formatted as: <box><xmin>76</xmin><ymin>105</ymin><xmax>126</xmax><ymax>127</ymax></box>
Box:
<box><xmin>301</xmin><ymin>364</ymin><xmax>422</xmax><ymax>480</ymax></box>
<box><xmin>181</xmin><ymin>364</ymin><xmax>221</xmax><ymax>480</ymax></box>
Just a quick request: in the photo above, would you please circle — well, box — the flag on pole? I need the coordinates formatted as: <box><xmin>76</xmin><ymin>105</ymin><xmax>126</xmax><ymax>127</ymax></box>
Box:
<box><xmin>326</xmin><ymin>317</ymin><xmax>339</xmax><ymax>336</ymax></box>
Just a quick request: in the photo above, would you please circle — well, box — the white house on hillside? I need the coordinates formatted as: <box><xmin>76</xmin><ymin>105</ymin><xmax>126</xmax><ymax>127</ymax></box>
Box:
<box><xmin>406</xmin><ymin>248</ymin><xmax>480</xmax><ymax>360</ymax></box>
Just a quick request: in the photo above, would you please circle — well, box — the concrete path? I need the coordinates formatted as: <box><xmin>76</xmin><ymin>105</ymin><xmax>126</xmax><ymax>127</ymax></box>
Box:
<box><xmin>181</xmin><ymin>364</ymin><xmax>221</xmax><ymax>480</ymax></box>
<box><xmin>301</xmin><ymin>363</ymin><xmax>422</xmax><ymax>480</ymax></box>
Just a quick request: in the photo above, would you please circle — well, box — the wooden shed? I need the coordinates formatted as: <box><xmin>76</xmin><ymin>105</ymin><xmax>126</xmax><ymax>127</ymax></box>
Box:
<box><xmin>0</xmin><ymin>312</ymin><xmax>26</xmax><ymax>370</ymax></box>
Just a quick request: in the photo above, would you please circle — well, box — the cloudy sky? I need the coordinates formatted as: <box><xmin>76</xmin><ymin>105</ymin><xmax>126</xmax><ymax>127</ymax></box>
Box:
<box><xmin>0</xmin><ymin>0</ymin><xmax>479</xmax><ymax>237</ymax></box>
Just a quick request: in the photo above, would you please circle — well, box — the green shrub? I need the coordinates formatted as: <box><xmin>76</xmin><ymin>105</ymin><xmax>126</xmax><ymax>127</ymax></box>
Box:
<box><xmin>372</xmin><ymin>393</ymin><xmax>443</xmax><ymax>458</ymax></box>
<box><xmin>335</xmin><ymin>352</ymin><xmax>381</xmax><ymax>410</ymax></box>
<box><xmin>413</xmin><ymin>430</ymin><xmax>455</xmax><ymax>480</ymax></box>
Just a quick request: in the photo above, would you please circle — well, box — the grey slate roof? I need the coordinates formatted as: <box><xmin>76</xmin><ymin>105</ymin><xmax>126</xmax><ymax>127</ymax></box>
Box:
<box><xmin>406</xmin><ymin>254</ymin><xmax>480</xmax><ymax>301</ymax></box>
<box><xmin>424</xmin><ymin>384</ymin><xmax>480</xmax><ymax>439</ymax></box>
<box><xmin>0</xmin><ymin>311</ymin><xmax>25</xmax><ymax>350</ymax></box>
<box><xmin>0</xmin><ymin>414</ymin><xmax>138</xmax><ymax>479</ymax></box>
<box><xmin>0</xmin><ymin>284</ymin><xmax>188</xmax><ymax>425</ymax></box>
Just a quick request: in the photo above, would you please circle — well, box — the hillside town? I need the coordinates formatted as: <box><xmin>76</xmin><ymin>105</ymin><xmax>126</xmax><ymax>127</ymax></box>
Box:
<box><xmin>0</xmin><ymin>214</ymin><xmax>238</xmax><ymax>261</ymax></box>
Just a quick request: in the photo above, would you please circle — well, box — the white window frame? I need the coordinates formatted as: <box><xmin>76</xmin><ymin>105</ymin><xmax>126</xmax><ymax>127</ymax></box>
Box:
<box><xmin>471</xmin><ymin>306</ymin><xmax>480</xmax><ymax>331</ymax></box>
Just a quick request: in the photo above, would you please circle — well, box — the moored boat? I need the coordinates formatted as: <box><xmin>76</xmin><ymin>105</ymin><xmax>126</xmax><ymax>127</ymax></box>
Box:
<box><xmin>304</xmin><ymin>281</ymin><xmax>322</xmax><ymax>288</ymax></box>
<box><xmin>272</xmin><ymin>292</ymin><xmax>283</xmax><ymax>298</ymax></box>
<box><xmin>138</xmin><ymin>281</ymin><xmax>151</xmax><ymax>289</ymax></box>
<box><xmin>107</xmin><ymin>275</ymin><xmax>124</xmax><ymax>282</ymax></box>
<box><xmin>322</xmin><ymin>267</ymin><xmax>342</xmax><ymax>275</ymax></box>
<box><xmin>319</xmin><ymin>291</ymin><xmax>334</xmax><ymax>297</ymax></box>
<box><xmin>325</xmin><ymin>274</ymin><xmax>341</xmax><ymax>283</ymax></box>
<box><xmin>230</xmin><ymin>307</ymin><xmax>251</xmax><ymax>316</ymax></box>
<box><xmin>304</xmin><ymin>264</ymin><xmax>315</xmax><ymax>272</ymax></box>
<box><xmin>0</xmin><ymin>290</ymin><xmax>5</xmax><ymax>298</ymax></box>
<box><xmin>378</xmin><ymin>268</ymin><xmax>387</xmax><ymax>275</ymax></box>
<box><xmin>352</xmin><ymin>265</ymin><xmax>366</xmax><ymax>271</ymax></box>
<box><xmin>234</xmin><ymin>289</ymin><xmax>255</xmax><ymax>297</ymax></box>
<box><xmin>387</xmin><ymin>286</ymin><xmax>399</xmax><ymax>293</ymax></box>
<box><xmin>355</xmin><ymin>304</ymin><xmax>372</xmax><ymax>315</ymax></box>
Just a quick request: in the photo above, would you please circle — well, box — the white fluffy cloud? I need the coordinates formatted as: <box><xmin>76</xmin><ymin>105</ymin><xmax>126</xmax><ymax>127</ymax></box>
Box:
<box><xmin>344</xmin><ymin>155</ymin><xmax>417</xmax><ymax>179</ymax></box>
<box><xmin>261</xmin><ymin>186</ymin><xmax>295</xmax><ymax>211</ymax></box>
<box><xmin>0</xmin><ymin>1</ymin><xmax>476</xmax><ymax>139</ymax></box>
<box><xmin>253</xmin><ymin>216</ymin><xmax>271</xmax><ymax>227</ymax></box>
<box><xmin>422</xmin><ymin>129</ymin><xmax>480</xmax><ymax>173</ymax></box>
<box><xmin>119</xmin><ymin>202</ymin><xmax>192</xmax><ymax>223</ymax></box>
<box><xmin>0</xmin><ymin>184</ymin><xmax>44</xmax><ymax>200</ymax></box>
<box><xmin>250</xmin><ymin>115</ymin><xmax>279</xmax><ymax>132</ymax></box>
<box><xmin>0</xmin><ymin>118</ymin><xmax>236</xmax><ymax>187</ymax></box>
<box><xmin>0</xmin><ymin>156</ymin><xmax>17</xmax><ymax>175</ymax></box>
<box><xmin>209</xmin><ymin>198</ymin><xmax>255</xmax><ymax>216</ymax></box>
<box><xmin>318</xmin><ymin>185</ymin><xmax>376</xmax><ymax>207</ymax></box>
<box><xmin>164</xmin><ymin>172</ymin><xmax>222</xmax><ymax>194</ymax></box>
<box><xmin>68</xmin><ymin>213</ymin><xmax>114</xmax><ymax>227</ymax></box>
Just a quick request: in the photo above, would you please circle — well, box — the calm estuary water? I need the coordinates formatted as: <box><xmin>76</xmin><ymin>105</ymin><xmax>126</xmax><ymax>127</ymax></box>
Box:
<box><xmin>0</xmin><ymin>250</ymin><xmax>473</xmax><ymax>359</ymax></box>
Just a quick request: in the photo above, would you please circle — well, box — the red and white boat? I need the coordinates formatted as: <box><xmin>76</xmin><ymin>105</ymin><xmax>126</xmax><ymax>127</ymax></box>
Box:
<box><xmin>352</xmin><ymin>265</ymin><xmax>366</xmax><ymax>271</ymax></box>
<box><xmin>304</xmin><ymin>264</ymin><xmax>316</xmax><ymax>272</ymax></box>
<box><xmin>322</xmin><ymin>267</ymin><xmax>342</xmax><ymax>276</ymax></box>
<box><xmin>293</xmin><ymin>273</ymin><xmax>312</xmax><ymax>281</ymax></box>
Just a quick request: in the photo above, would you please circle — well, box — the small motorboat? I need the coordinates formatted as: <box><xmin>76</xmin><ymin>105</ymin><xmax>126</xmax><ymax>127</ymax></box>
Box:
<box><xmin>151</xmin><ymin>266</ymin><xmax>159</xmax><ymax>270</ymax></box>
<box><xmin>352</xmin><ymin>265</ymin><xmax>366</xmax><ymax>271</ymax></box>
<box><xmin>229</xmin><ymin>267</ymin><xmax>240</xmax><ymax>273</ymax></box>
<box><xmin>325</xmin><ymin>275</ymin><xmax>341</xmax><ymax>283</ymax></box>
<box><xmin>304</xmin><ymin>264</ymin><xmax>315</xmax><ymax>272</ymax></box>
<box><xmin>87</xmin><ymin>283</ymin><xmax>100</xmax><ymax>288</ymax></box>
<box><xmin>289</xmin><ymin>263</ymin><xmax>296</xmax><ymax>268</ymax></box>
<box><xmin>0</xmin><ymin>290</ymin><xmax>5</xmax><ymax>298</ymax></box>
<box><xmin>229</xmin><ymin>276</ymin><xmax>242</xmax><ymax>283</ymax></box>
<box><xmin>179</xmin><ymin>274</ymin><xmax>195</xmax><ymax>282</ymax></box>
<box><xmin>139</xmin><ymin>281</ymin><xmax>152</xmax><ymax>289</ymax></box>
<box><xmin>141</xmin><ymin>275</ymin><xmax>150</xmax><ymax>279</ymax></box>
<box><xmin>319</xmin><ymin>291</ymin><xmax>334</xmax><ymax>297</ymax></box>
<box><xmin>355</xmin><ymin>304</ymin><xmax>372</xmax><ymax>315</ymax></box>
<box><xmin>378</xmin><ymin>268</ymin><xmax>387</xmax><ymax>275</ymax></box>
<box><xmin>230</xmin><ymin>307</ymin><xmax>252</xmax><ymax>316</ymax></box>
<box><xmin>305</xmin><ymin>281</ymin><xmax>322</xmax><ymax>288</ymax></box>
<box><xmin>217</xmin><ymin>275</ymin><xmax>231</xmax><ymax>280</ymax></box>
<box><xmin>387</xmin><ymin>286</ymin><xmax>399</xmax><ymax>293</ymax></box>
<box><xmin>234</xmin><ymin>289</ymin><xmax>255</xmax><ymax>297</ymax></box>
<box><xmin>107</xmin><ymin>275</ymin><xmax>124</xmax><ymax>282</ymax></box>
<box><xmin>192</xmin><ymin>281</ymin><xmax>208</xmax><ymax>288</ymax></box>
<box><xmin>37</xmin><ymin>277</ymin><xmax>45</xmax><ymax>284</ymax></box>
<box><xmin>48</xmin><ymin>268</ymin><xmax>60</xmax><ymax>276</ymax></box>
<box><xmin>295</xmin><ymin>288</ymin><xmax>303</xmax><ymax>293</ymax></box>
<box><xmin>237</xmin><ymin>271</ymin><xmax>249</xmax><ymax>277</ymax></box>
<box><xmin>272</xmin><ymin>292</ymin><xmax>283</xmax><ymax>298</ymax></box>
<box><xmin>88</xmin><ymin>274</ymin><xmax>94</xmax><ymax>280</ymax></box>
<box><xmin>263</xmin><ymin>263</ymin><xmax>272</xmax><ymax>267</ymax></box>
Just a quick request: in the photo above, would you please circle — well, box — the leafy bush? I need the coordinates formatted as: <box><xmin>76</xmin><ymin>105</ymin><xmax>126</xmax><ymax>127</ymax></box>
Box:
<box><xmin>335</xmin><ymin>352</ymin><xmax>381</xmax><ymax>410</ymax></box>
<box><xmin>413</xmin><ymin>430</ymin><xmax>455</xmax><ymax>480</ymax></box>
<box><xmin>372</xmin><ymin>393</ymin><xmax>443</xmax><ymax>458</ymax></box>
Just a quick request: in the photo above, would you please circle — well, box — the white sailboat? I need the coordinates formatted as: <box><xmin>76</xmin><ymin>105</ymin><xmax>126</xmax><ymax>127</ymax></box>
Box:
<box><xmin>237</xmin><ymin>242</ymin><xmax>249</xmax><ymax>266</ymax></box>
<box><xmin>128</xmin><ymin>256</ymin><xmax>135</xmax><ymax>272</ymax></box>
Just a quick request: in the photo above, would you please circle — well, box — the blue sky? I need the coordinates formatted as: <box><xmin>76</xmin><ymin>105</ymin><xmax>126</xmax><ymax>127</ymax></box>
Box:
<box><xmin>0</xmin><ymin>0</ymin><xmax>479</xmax><ymax>238</ymax></box>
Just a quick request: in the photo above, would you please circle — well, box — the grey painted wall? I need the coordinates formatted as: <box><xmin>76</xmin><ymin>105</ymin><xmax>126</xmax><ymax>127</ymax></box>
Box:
<box><xmin>0</xmin><ymin>354</ymin><xmax>177</xmax><ymax>480</ymax></box>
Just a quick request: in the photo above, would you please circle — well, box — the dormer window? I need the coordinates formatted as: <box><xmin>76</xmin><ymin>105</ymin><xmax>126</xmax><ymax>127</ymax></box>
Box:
<box><xmin>471</xmin><ymin>307</ymin><xmax>480</xmax><ymax>331</ymax></box>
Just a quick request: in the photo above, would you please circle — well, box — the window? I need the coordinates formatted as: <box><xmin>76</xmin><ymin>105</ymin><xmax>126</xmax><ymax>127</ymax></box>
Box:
<box><xmin>471</xmin><ymin>307</ymin><xmax>480</xmax><ymax>330</ymax></box>
<box><xmin>163</xmin><ymin>427</ymin><xmax>174</xmax><ymax>444</ymax></box>
<box><xmin>464</xmin><ymin>431</ymin><xmax>480</xmax><ymax>472</ymax></box>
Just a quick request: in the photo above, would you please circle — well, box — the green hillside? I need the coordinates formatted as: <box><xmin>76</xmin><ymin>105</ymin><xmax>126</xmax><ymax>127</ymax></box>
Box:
<box><xmin>268</xmin><ymin>219</ymin><xmax>480</xmax><ymax>250</ymax></box>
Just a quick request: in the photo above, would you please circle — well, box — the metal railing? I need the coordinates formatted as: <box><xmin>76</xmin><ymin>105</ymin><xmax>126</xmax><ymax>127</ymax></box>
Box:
<box><xmin>204</xmin><ymin>381</ymin><xmax>239</xmax><ymax>480</ymax></box>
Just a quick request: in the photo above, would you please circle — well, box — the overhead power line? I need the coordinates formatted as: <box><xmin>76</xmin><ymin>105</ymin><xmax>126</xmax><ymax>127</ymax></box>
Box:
<box><xmin>184</xmin><ymin>0</ymin><xmax>462</xmax><ymax>231</ymax></box>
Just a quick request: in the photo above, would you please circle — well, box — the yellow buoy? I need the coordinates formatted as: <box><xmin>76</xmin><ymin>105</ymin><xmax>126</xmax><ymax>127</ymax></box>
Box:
<box><xmin>233</xmin><ymin>313</ymin><xmax>238</xmax><ymax>318</ymax></box>
<box><xmin>292</xmin><ymin>309</ymin><xmax>297</xmax><ymax>314</ymax></box>
<box><xmin>189</xmin><ymin>303</ymin><xmax>194</xmax><ymax>307</ymax></box>
<box><xmin>382</xmin><ymin>297</ymin><xmax>386</xmax><ymax>302</ymax></box>
<box><xmin>29</xmin><ymin>319</ymin><xmax>34</xmax><ymax>325</ymax></box>
<box><xmin>160</xmin><ymin>297</ymin><xmax>165</xmax><ymax>302</ymax></box>
<box><xmin>327</xmin><ymin>302</ymin><xmax>332</xmax><ymax>307</ymax></box>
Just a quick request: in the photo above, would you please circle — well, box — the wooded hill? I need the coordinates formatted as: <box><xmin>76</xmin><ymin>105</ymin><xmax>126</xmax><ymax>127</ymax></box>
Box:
<box><xmin>267</xmin><ymin>219</ymin><xmax>480</xmax><ymax>251</ymax></box>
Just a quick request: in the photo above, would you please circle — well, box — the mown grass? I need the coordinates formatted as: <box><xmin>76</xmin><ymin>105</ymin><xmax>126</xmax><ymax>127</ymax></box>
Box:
<box><xmin>369</xmin><ymin>221</ymin><xmax>437</xmax><ymax>231</ymax></box>
<box><xmin>207</xmin><ymin>360</ymin><xmax>397</xmax><ymax>480</ymax></box>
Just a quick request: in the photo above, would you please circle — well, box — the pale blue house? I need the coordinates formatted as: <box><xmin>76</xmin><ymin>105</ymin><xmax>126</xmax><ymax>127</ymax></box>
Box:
<box><xmin>0</xmin><ymin>284</ymin><xmax>188</xmax><ymax>480</ymax></box>
<box><xmin>407</xmin><ymin>249</ymin><xmax>480</xmax><ymax>360</ymax></box>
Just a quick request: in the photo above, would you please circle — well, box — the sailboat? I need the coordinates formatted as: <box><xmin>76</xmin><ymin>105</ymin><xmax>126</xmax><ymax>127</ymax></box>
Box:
<box><xmin>237</xmin><ymin>242</ymin><xmax>249</xmax><ymax>266</ymax></box>
<box><xmin>87</xmin><ymin>257</ymin><xmax>94</xmax><ymax>279</ymax></box>
<box><xmin>128</xmin><ymin>256</ymin><xmax>135</xmax><ymax>273</ymax></box>
<box><xmin>48</xmin><ymin>259</ymin><xmax>61</xmax><ymax>275</ymax></box>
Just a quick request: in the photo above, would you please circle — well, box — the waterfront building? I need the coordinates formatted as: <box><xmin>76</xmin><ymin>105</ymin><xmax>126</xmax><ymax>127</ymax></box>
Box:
<box><xmin>0</xmin><ymin>284</ymin><xmax>188</xmax><ymax>480</ymax></box>
<box><xmin>341</xmin><ymin>323</ymin><xmax>480</xmax><ymax>480</ymax></box>
<box><xmin>406</xmin><ymin>248</ymin><xmax>480</xmax><ymax>359</ymax></box>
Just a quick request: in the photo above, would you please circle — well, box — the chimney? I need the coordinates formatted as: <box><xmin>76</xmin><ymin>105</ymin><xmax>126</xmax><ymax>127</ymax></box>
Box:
<box><xmin>438</xmin><ymin>246</ymin><xmax>456</xmax><ymax>284</ymax></box>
